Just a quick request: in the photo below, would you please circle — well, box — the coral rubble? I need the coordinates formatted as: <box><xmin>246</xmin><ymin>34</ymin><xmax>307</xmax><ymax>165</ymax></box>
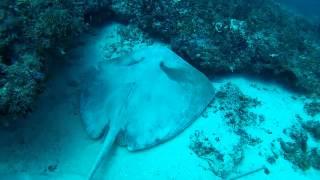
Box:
<box><xmin>213</xmin><ymin>83</ymin><xmax>262</xmax><ymax>129</ymax></box>
<box><xmin>189</xmin><ymin>83</ymin><xmax>265</xmax><ymax>178</ymax></box>
<box><xmin>280</xmin><ymin>123</ymin><xmax>320</xmax><ymax>170</ymax></box>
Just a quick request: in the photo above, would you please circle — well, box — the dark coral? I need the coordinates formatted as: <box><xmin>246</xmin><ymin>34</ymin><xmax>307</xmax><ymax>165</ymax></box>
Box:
<box><xmin>304</xmin><ymin>101</ymin><xmax>320</xmax><ymax>117</ymax></box>
<box><xmin>310</xmin><ymin>148</ymin><xmax>320</xmax><ymax>170</ymax></box>
<box><xmin>0</xmin><ymin>0</ymin><xmax>112</xmax><ymax>118</ymax></box>
<box><xmin>280</xmin><ymin>126</ymin><xmax>310</xmax><ymax>170</ymax></box>
<box><xmin>302</xmin><ymin>120</ymin><xmax>320</xmax><ymax>140</ymax></box>
<box><xmin>1</xmin><ymin>0</ymin><xmax>320</xmax><ymax>118</ymax></box>
<box><xmin>111</xmin><ymin>0</ymin><xmax>320</xmax><ymax>93</ymax></box>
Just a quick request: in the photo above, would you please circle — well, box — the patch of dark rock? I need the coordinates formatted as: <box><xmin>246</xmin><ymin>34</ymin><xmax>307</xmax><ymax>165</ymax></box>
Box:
<box><xmin>304</xmin><ymin>101</ymin><xmax>320</xmax><ymax>117</ymax></box>
<box><xmin>214</xmin><ymin>83</ymin><xmax>262</xmax><ymax>129</ymax></box>
<box><xmin>280</xmin><ymin>140</ymin><xmax>311</xmax><ymax>170</ymax></box>
<box><xmin>279</xmin><ymin>125</ymin><xmax>320</xmax><ymax>171</ymax></box>
<box><xmin>266</xmin><ymin>156</ymin><xmax>276</xmax><ymax>164</ymax></box>
<box><xmin>46</xmin><ymin>163</ymin><xmax>58</xmax><ymax>172</ymax></box>
<box><xmin>189</xmin><ymin>130</ymin><xmax>224</xmax><ymax>159</ymax></box>
<box><xmin>236</xmin><ymin>129</ymin><xmax>262</xmax><ymax>146</ymax></box>
<box><xmin>189</xmin><ymin>130</ymin><xmax>244</xmax><ymax>178</ymax></box>
<box><xmin>301</xmin><ymin>120</ymin><xmax>320</xmax><ymax>140</ymax></box>
<box><xmin>310</xmin><ymin>148</ymin><xmax>320</xmax><ymax>170</ymax></box>
<box><xmin>266</xmin><ymin>153</ymin><xmax>278</xmax><ymax>165</ymax></box>
<box><xmin>114</xmin><ymin>0</ymin><xmax>320</xmax><ymax>95</ymax></box>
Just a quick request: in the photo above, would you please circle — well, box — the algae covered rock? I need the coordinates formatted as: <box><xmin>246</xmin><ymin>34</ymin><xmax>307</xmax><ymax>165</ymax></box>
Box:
<box><xmin>214</xmin><ymin>83</ymin><xmax>262</xmax><ymax>129</ymax></box>
<box><xmin>302</xmin><ymin>120</ymin><xmax>320</xmax><ymax>140</ymax></box>
<box><xmin>304</xmin><ymin>101</ymin><xmax>320</xmax><ymax>117</ymax></box>
<box><xmin>0</xmin><ymin>0</ymin><xmax>113</xmax><ymax>118</ymax></box>
<box><xmin>280</xmin><ymin>123</ymin><xmax>320</xmax><ymax>170</ymax></box>
<box><xmin>1</xmin><ymin>0</ymin><xmax>320</xmax><ymax>119</ymax></box>
<box><xmin>111</xmin><ymin>0</ymin><xmax>320</xmax><ymax>95</ymax></box>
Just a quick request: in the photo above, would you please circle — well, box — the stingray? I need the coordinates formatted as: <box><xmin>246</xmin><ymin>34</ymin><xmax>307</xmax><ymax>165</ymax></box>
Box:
<box><xmin>80</xmin><ymin>45</ymin><xmax>215</xmax><ymax>179</ymax></box>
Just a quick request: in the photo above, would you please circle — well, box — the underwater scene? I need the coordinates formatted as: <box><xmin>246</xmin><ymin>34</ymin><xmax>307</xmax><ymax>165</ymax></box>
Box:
<box><xmin>0</xmin><ymin>0</ymin><xmax>320</xmax><ymax>180</ymax></box>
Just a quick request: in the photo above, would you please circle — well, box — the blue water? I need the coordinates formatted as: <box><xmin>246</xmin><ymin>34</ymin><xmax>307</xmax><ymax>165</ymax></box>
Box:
<box><xmin>279</xmin><ymin>0</ymin><xmax>320</xmax><ymax>19</ymax></box>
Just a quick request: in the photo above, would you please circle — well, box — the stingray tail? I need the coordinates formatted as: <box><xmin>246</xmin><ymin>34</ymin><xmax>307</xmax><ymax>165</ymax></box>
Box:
<box><xmin>88</xmin><ymin>83</ymin><xmax>136</xmax><ymax>180</ymax></box>
<box><xmin>87</xmin><ymin>129</ymin><xmax>119</xmax><ymax>180</ymax></box>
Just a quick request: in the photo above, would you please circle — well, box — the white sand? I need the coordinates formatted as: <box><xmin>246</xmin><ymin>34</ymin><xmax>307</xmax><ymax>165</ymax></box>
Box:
<box><xmin>0</xmin><ymin>22</ymin><xmax>319</xmax><ymax>180</ymax></box>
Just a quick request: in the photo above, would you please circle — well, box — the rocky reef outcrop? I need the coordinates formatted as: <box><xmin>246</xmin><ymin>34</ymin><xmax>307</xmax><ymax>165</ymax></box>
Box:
<box><xmin>1</xmin><ymin>0</ymin><xmax>320</xmax><ymax>118</ymax></box>
<box><xmin>0</xmin><ymin>0</ymin><xmax>111</xmax><ymax>118</ymax></box>
<box><xmin>110</xmin><ymin>0</ymin><xmax>320</xmax><ymax>93</ymax></box>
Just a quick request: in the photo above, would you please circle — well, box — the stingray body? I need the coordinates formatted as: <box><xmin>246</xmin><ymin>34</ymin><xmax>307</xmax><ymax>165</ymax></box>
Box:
<box><xmin>80</xmin><ymin>45</ymin><xmax>215</xmax><ymax>179</ymax></box>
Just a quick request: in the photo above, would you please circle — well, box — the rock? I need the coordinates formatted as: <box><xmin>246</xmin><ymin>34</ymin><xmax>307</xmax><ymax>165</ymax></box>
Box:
<box><xmin>214</xmin><ymin>83</ymin><xmax>262</xmax><ymax>129</ymax></box>
<box><xmin>110</xmin><ymin>0</ymin><xmax>320</xmax><ymax>95</ymax></box>
<box><xmin>310</xmin><ymin>148</ymin><xmax>320</xmax><ymax>169</ymax></box>
<box><xmin>279</xmin><ymin>125</ymin><xmax>315</xmax><ymax>171</ymax></box>
<box><xmin>304</xmin><ymin>101</ymin><xmax>320</xmax><ymax>117</ymax></box>
<box><xmin>302</xmin><ymin>120</ymin><xmax>320</xmax><ymax>140</ymax></box>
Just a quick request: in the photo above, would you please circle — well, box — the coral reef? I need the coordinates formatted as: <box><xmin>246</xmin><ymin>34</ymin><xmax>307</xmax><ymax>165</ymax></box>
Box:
<box><xmin>101</xmin><ymin>24</ymin><xmax>154</xmax><ymax>60</ymax></box>
<box><xmin>111</xmin><ymin>0</ymin><xmax>320</xmax><ymax>94</ymax></box>
<box><xmin>1</xmin><ymin>0</ymin><xmax>320</xmax><ymax>119</ymax></box>
<box><xmin>0</xmin><ymin>0</ymin><xmax>112</xmax><ymax>118</ymax></box>
<box><xmin>304</xmin><ymin>101</ymin><xmax>320</xmax><ymax>117</ymax></box>
<box><xmin>0</xmin><ymin>53</ymin><xmax>43</xmax><ymax>116</ymax></box>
